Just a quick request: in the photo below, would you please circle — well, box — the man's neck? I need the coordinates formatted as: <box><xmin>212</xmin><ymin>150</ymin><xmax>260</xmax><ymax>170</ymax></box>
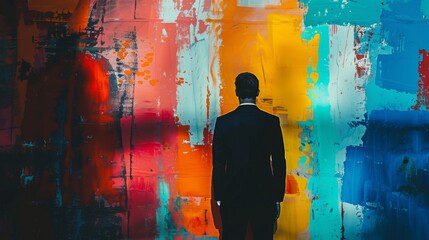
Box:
<box><xmin>239</xmin><ymin>98</ymin><xmax>256</xmax><ymax>105</ymax></box>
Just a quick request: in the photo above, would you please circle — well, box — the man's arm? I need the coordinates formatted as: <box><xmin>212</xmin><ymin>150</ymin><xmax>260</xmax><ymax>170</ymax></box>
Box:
<box><xmin>272</xmin><ymin>117</ymin><xmax>286</xmax><ymax>202</ymax></box>
<box><xmin>212</xmin><ymin>117</ymin><xmax>227</xmax><ymax>202</ymax></box>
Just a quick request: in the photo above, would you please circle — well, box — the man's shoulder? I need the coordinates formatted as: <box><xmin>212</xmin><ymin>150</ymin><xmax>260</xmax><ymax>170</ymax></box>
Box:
<box><xmin>217</xmin><ymin>107</ymin><xmax>279</xmax><ymax>122</ymax></box>
<box><xmin>258</xmin><ymin>109</ymin><xmax>279</xmax><ymax>121</ymax></box>
<box><xmin>216</xmin><ymin>108</ymin><xmax>237</xmax><ymax>119</ymax></box>
<box><xmin>215</xmin><ymin>112</ymin><xmax>233</xmax><ymax>126</ymax></box>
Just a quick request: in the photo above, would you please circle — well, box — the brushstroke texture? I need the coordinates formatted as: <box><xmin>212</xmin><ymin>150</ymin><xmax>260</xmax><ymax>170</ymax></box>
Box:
<box><xmin>2</xmin><ymin>0</ymin><xmax>429</xmax><ymax>239</ymax></box>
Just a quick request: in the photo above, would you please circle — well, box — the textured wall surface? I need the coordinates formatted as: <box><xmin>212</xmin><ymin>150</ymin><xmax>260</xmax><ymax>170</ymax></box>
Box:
<box><xmin>1</xmin><ymin>0</ymin><xmax>428</xmax><ymax>239</ymax></box>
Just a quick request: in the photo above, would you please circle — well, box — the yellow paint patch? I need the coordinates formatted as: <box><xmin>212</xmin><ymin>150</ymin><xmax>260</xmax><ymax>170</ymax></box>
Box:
<box><xmin>215</xmin><ymin>0</ymin><xmax>319</xmax><ymax>237</ymax></box>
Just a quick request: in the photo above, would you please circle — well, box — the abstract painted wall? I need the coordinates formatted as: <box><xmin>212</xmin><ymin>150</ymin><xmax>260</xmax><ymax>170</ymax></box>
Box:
<box><xmin>1</xmin><ymin>0</ymin><xmax>428</xmax><ymax>239</ymax></box>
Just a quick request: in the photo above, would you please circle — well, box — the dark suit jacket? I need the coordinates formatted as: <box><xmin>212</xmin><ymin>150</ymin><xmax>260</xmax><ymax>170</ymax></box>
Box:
<box><xmin>212</xmin><ymin>104</ymin><xmax>286</xmax><ymax>206</ymax></box>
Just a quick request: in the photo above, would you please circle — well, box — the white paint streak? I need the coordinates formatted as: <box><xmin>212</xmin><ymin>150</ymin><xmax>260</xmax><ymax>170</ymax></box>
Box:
<box><xmin>176</xmin><ymin>0</ymin><xmax>221</xmax><ymax>146</ymax></box>
<box><xmin>328</xmin><ymin>25</ymin><xmax>368</xmax><ymax>238</ymax></box>
<box><xmin>342</xmin><ymin>202</ymin><xmax>364</xmax><ymax>240</ymax></box>
<box><xmin>329</xmin><ymin>25</ymin><xmax>367</xmax><ymax>151</ymax></box>
<box><xmin>238</xmin><ymin>0</ymin><xmax>280</xmax><ymax>8</ymax></box>
<box><xmin>159</xmin><ymin>0</ymin><xmax>180</xmax><ymax>23</ymax></box>
<box><xmin>208</xmin><ymin>23</ymin><xmax>223</xmax><ymax>133</ymax></box>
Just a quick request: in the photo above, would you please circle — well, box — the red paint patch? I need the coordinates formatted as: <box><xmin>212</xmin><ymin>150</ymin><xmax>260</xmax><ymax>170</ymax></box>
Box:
<box><xmin>198</xmin><ymin>20</ymin><xmax>208</xmax><ymax>34</ymax></box>
<box><xmin>286</xmin><ymin>174</ymin><xmax>300</xmax><ymax>194</ymax></box>
<box><xmin>354</xmin><ymin>27</ymin><xmax>370</xmax><ymax>79</ymax></box>
<box><xmin>413</xmin><ymin>50</ymin><xmax>429</xmax><ymax>110</ymax></box>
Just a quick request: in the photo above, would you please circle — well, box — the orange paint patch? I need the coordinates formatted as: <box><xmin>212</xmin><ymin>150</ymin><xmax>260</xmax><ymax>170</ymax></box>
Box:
<box><xmin>175</xmin><ymin>126</ymin><xmax>217</xmax><ymax>236</ymax></box>
<box><xmin>136</xmin><ymin>71</ymin><xmax>145</xmax><ymax>77</ymax></box>
<box><xmin>118</xmin><ymin>49</ymin><xmax>129</xmax><ymax>60</ymax></box>
<box><xmin>176</xmin><ymin>77</ymin><xmax>185</xmax><ymax>85</ymax></box>
<box><xmin>149</xmin><ymin>79</ymin><xmax>159</xmax><ymax>86</ymax></box>
<box><xmin>124</xmin><ymin>69</ymin><xmax>133</xmax><ymax>76</ymax></box>
<box><xmin>122</xmin><ymin>40</ymin><xmax>131</xmax><ymax>48</ymax></box>
<box><xmin>141</xmin><ymin>62</ymin><xmax>151</xmax><ymax>67</ymax></box>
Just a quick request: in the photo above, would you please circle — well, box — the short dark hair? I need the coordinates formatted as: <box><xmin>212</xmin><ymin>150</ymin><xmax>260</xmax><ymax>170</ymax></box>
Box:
<box><xmin>235</xmin><ymin>72</ymin><xmax>259</xmax><ymax>98</ymax></box>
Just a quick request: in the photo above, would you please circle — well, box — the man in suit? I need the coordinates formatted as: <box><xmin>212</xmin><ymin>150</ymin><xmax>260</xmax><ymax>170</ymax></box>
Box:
<box><xmin>212</xmin><ymin>72</ymin><xmax>286</xmax><ymax>240</ymax></box>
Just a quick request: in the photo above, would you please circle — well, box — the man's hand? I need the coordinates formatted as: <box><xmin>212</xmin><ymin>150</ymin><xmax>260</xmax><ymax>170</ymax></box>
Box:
<box><xmin>217</xmin><ymin>201</ymin><xmax>221</xmax><ymax>206</ymax></box>
<box><xmin>275</xmin><ymin>202</ymin><xmax>281</xmax><ymax>219</ymax></box>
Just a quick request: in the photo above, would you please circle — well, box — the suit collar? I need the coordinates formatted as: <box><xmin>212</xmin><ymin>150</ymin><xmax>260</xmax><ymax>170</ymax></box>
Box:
<box><xmin>239</xmin><ymin>103</ymin><xmax>256</xmax><ymax>106</ymax></box>
<box><xmin>236</xmin><ymin>104</ymin><xmax>258</xmax><ymax>111</ymax></box>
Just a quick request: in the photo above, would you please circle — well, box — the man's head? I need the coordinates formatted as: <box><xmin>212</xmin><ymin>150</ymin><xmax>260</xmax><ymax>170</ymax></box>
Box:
<box><xmin>235</xmin><ymin>72</ymin><xmax>260</xmax><ymax>100</ymax></box>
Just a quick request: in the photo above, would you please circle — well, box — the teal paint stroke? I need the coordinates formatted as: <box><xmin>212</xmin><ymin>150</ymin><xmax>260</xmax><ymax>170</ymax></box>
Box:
<box><xmin>299</xmin><ymin>0</ymin><xmax>385</xmax><ymax>27</ymax></box>
<box><xmin>422</xmin><ymin>0</ymin><xmax>429</xmax><ymax>17</ymax></box>
<box><xmin>156</xmin><ymin>180</ymin><xmax>173</xmax><ymax>240</ymax></box>
<box><xmin>20</xmin><ymin>168</ymin><xmax>34</xmax><ymax>185</ymax></box>
<box><xmin>302</xmin><ymin>25</ymin><xmax>342</xmax><ymax>239</ymax></box>
<box><xmin>301</xmin><ymin>23</ymin><xmax>370</xmax><ymax>240</ymax></box>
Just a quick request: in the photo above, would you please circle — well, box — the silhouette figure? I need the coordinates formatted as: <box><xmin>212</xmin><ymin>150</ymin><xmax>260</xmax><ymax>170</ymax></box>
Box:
<box><xmin>212</xmin><ymin>72</ymin><xmax>286</xmax><ymax>240</ymax></box>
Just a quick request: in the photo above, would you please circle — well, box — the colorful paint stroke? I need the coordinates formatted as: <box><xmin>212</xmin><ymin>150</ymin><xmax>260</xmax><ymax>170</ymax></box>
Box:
<box><xmin>0</xmin><ymin>0</ymin><xmax>429</xmax><ymax>239</ymax></box>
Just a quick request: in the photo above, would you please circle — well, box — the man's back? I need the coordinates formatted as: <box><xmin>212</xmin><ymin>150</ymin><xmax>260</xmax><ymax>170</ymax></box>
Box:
<box><xmin>212</xmin><ymin>105</ymin><xmax>286</xmax><ymax>206</ymax></box>
<box><xmin>211</xmin><ymin>72</ymin><xmax>286</xmax><ymax>240</ymax></box>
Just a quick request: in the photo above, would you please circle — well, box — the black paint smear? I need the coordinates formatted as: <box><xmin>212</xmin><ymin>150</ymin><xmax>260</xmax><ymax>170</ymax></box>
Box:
<box><xmin>0</xmin><ymin>0</ymin><xmax>126</xmax><ymax>239</ymax></box>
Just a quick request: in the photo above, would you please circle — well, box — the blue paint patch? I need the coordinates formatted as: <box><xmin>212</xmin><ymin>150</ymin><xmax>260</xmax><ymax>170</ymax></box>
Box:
<box><xmin>20</xmin><ymin>169</ymin><xmax>34</xmax><ymax>185</ymax></box>
<box><xmin>376</xmin><ymin>0</ymin><xmax>429</xmax><ymax>93</ymax></box>
<box><xmin>342</xmin><ymin>110</ymin><xmax>429</xmax><ymax>239</ymax></box>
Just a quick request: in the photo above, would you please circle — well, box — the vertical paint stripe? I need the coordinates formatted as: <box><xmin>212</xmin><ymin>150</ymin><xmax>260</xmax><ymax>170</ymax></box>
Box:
<box><xmin>156</xmin><ymin>180</ymin><xmax>171</xmax><ymax>239</ymax></box>
<box><xmin>304</xmin><ymin>25</ymin><xmax>342</xmax><ymax>240</ymax></box>
<box><xmin>176</xmin><ymin>0</ymin><xmax>212</xmax><ymax>146</ymax></box>
<box><xmin>413</xmin><ymin>50</ymin><xmax>429</xmax><ymax>110</ymax></box>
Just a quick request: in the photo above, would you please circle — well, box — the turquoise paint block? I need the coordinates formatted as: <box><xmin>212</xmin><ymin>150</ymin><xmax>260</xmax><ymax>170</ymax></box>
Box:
<box><xmin>300</xmin><ymin>0</ymin><xmax>384</xmax><ymax>27</ymax></box>
<box><xmin>156</xmin><ymin>180</ymin><xmax>172</xmax><ymax>239</ymax></box>
<box><xmin>302</xmin><ymin>25</ymin><xmax>343</xmax><ymax>239</ymax></box>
